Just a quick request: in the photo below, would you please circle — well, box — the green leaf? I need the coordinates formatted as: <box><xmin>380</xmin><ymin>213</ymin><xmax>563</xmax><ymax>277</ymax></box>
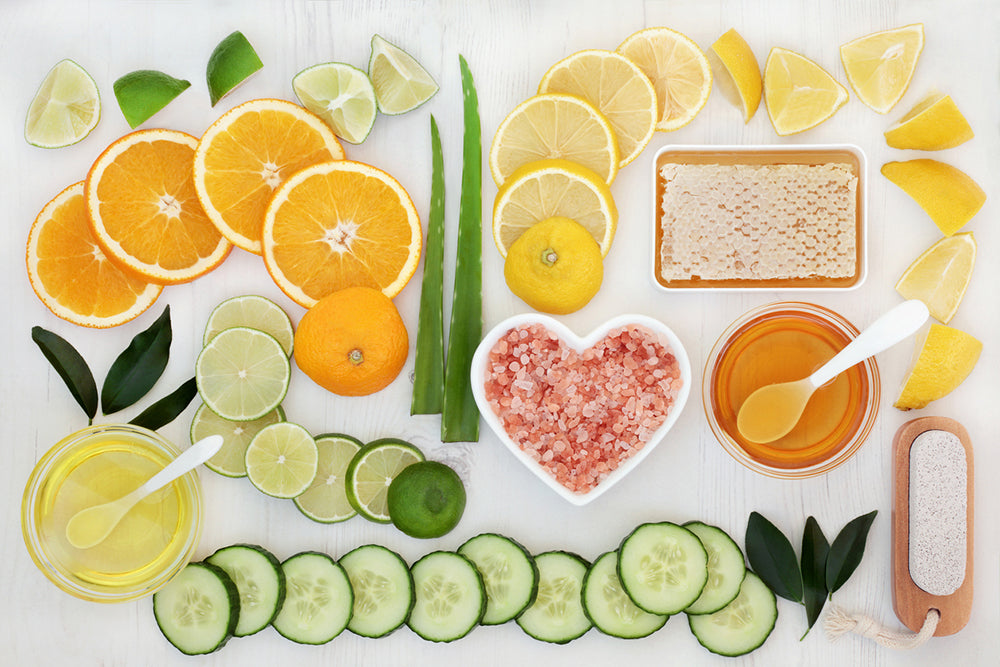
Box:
<box><xmin>31</xmin><ymin>326</ymin><xmax>98</xmax><ymax>423</ymax></box>
<box><xmin>129</xmin><ymin>377</ymin><xmax>197</xmax><ymax>430</ymax></box>
<box><xmin>826</xmin><ymin>510</ymin><xmax>878</xmax><ymax>596</ymax></box>
<box><xmin>800</xmin><ymin>516</ymin><xmax>830</xmax><ymax>638</ymax></box>
<box><xmin>102</xmin><ymin>306</ymin><xmax>172</xmax><ymax>414</ymax></box>
<box><xmin>745</xmin><ymin>511</ymin><xmax>803</xmax><ymax>603</ymax></box>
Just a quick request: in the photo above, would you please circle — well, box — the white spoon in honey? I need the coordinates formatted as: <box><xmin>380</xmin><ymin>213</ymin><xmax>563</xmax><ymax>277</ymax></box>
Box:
<box><xmin>736</xmin><ymin>300</ymin><xmax>929</xmax><ymax>444</ymax></box>
<box><xmin>65</xmin><ymin>435</ymin><xmax>222</xmax><ymax>550</ymax></box>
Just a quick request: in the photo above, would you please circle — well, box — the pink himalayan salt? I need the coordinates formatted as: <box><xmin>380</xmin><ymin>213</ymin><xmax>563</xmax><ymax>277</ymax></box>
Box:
<box><xmin>484</xmin><ymin>323</ymin><xmax>683</xmax><ymax>494</ymax></box>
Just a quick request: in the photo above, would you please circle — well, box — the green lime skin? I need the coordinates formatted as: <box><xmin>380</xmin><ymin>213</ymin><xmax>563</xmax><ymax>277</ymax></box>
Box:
<box><xmin>387</xmin><ymin>461</ymin><xmax>466</xmax><ymax>538</ymax></box>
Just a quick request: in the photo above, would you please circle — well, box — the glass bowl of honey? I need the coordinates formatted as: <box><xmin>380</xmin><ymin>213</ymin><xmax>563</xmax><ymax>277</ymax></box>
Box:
<box><xmin>21</xmin><ymin>424</ymin><xmax>202</xmax><ymax>602</ymax></box>
<box><xmin>703</xmin><ymin>302</ymin><xmax>880</xmax><ymax>479</ymax></box>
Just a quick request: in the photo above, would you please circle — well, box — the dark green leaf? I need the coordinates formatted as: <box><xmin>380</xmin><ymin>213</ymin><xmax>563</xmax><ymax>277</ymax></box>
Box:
<box><xmin>102</xmin><ymin>306</ymin><xmax>172</xmax><ymax>414</ymax></box>
<box><xmin>129</xmin><ymin>377</ymin><xmax>197</xmax><ymax>430</ymax></box>
<box><xmin>826</xmin><ymin>510</ymin><xmax>878</xmax><ymax>596</ymax></box>
<box><xmin>745</xmin><ymin>511</ymin><xmax>803</xmax><ymax>603</ymax></box>
<box><xmin>31</xmin><ymin>326</ymin><xmax>98</xmax><ymax>423</ymax></box>
<box><xmin>800</xmin><ymin>516</ymin><xmax>830</xmax><ymax>638</ymax></box>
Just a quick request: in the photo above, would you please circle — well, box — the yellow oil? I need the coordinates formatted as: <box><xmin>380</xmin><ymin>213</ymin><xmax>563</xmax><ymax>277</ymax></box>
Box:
<box><xmin>32</xmin><ymin>431</ymin><xmax>195</xmax><ymax>594</ymax></box>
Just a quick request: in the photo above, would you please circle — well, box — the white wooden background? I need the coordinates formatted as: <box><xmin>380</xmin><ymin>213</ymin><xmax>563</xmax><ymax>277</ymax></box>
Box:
<box><xmin>2</xmin><ymin>1</ymin><xmax>997</xmax><ymax>665</ymax></box>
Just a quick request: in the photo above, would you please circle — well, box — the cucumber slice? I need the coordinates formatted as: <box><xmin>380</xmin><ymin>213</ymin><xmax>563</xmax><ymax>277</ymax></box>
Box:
<box><xmin>618</xmin><ymin>522</ymin><xmax>708</xmax><ymax>615</ymax></box>
<box><xmin>683</xmin><ymin>522</ymin><xmax>747</xmax><ymax>615</ymax></box>
<box><xmin>688</xmin><ymin>572</ymin><xmax>777</xmax><ymax>657</ymax></box>
<box><xmin>340</xmin><ymin>544</ymin><xmax>414</xmax><ymax>638</ymax></box>
<box><xmin>458</xmin><ymin>533</ymin><xmax>538</xmax><ymax>625</ymax></box>
<box><xmin>516</xmin><ymin>551</ymin><xmax>592</xmax><ymax>644</ymax></box>
<box><xmin>582</xmin><ymin>551</ymin><xmax>668</xmax><ymax>639</ymax></box>
<box><xmin>408</xmin><ymin>551</ymin><xmax>486</xmax><ymax>642</ymax></box>
<box><xmin>152</xmin><ymin>562</ymin><xmax>239</xmax><ymax>655</ymax></box>
<box><xmin>272</xmin><ymin>551</ymin><xmax>353</xmax><ymax>644</ymax></box>
<box><xmin>205</xmin><ymin>544</ymin><xmax>286</xmax><ymax>636</ymax></box>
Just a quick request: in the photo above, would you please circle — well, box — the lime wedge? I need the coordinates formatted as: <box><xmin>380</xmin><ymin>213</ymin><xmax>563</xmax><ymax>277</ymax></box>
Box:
<box><xmin>190</xmin><ymin>402</ymin><xmax>285</xmax><ymax>477</ymax></box>
<box><xmin>294</xmin><ymin>433</ymin><xmax>364</xmax><ymax>523</ymax></box>
<box><xmin>195</xmin><ymin>326</ymin><xmax>290</xmax><ymax>421</ymax></box>
<box><xmin>368</xmin><ymin>35</ymin><xmax>438</xmax><ymax>115</ymax></box>
<box><xmin>113</xmin><ymin>69</ymin><xmax>191</xmax><ymax>128</ymax></box>
<box><xmin>345</xmin><ymin>438</ymin><xmax>425</xmax><ymax>523</ymax></box>
<box><xmin>25</xmin><ymin>59</ymin><xmax>100</xmax><ymax>148</ymax></box>
<box><xmin>207</xmin><ymin>31</ymin><xmax>263</xmax><ymax>106</ymax></box>
<box><xmin>292</xmin><ymin>62</ymin><xmax>377</xmax><ymax>144</ymax></box>
<box><xmin>203</xmin><ymin>294</ymin><xmax>294</xmax><ymax>356</ymax></box>
<box><xmin>245</xmin><ymin>422</ymin><xmax>318</xmax><ymax>498</ymax></box>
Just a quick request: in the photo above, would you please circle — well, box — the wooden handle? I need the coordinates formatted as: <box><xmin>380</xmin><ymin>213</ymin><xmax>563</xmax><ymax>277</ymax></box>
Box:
<box><xmin>892</xmin><ymin>417</ymin><xmax>974</xmax><ymax>636</ymax></box>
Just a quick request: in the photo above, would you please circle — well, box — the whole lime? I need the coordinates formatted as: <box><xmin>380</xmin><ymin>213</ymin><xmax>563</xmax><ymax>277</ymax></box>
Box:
<box><xmin>387</xmin><ymin>461</ymin><xmax>466</xmax><ymax>538</ymax></box>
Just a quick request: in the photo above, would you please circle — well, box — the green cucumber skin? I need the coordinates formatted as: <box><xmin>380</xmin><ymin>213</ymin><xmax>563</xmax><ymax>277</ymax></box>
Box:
<box><xmin>682</xmin><ymin>521</ymin><xmax>747</xmax><ymax>616</ymax></box>
<box><xmin>152</xmin><ymin>561</ymin><xmax>239</xmax><ymax>656</ymax></box>
<box><xmin>341</xmin><ymin>544</ymin><xmax>415</xmax><ymax>638</ymax></box>
<box><xmin>408</xmin><ymin>550</ymin><xmax>487</xmax><ymax>642</ymax></box>
<box><xmin>205</xmin><ymin>543</ymin><xmax>286</xmax><ymax>636</ymax></box>
<box><xmin>617</xmin><ymin>522</ymin><xmax>709</xmax><ymax>616</ymax></box>
<box><xmin>457</xmin><ymin>532</ymin><xmax>539</xmax><ymax>625</ymax></box>
<box><xmin>273</xmin><ymin>551</ymin><xmax>354</xmax><ymax>645</ymax></box>
<box><xmin>516</xmin><ymin>550</ymin><xmax>592</xmax><ymax>644</ymax></box>
<box><xmin>582</xmin><ymin>551</ymin><xmax>668</xmax><ymax>639</ymax></box>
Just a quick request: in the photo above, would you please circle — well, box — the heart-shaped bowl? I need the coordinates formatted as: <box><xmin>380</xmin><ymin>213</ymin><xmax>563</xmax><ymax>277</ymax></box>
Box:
<box><xmin>471</xmin><ymin>313</ymin><xmax>691</xmax><ymax>505</ymax></box>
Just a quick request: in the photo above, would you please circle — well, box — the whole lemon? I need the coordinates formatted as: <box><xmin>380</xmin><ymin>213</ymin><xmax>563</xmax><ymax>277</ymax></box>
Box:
<box><xmin>503</xmin><ymin>216</ymin><xmax>603</xmax><ymax>314</ymax></box>
<box><xmin>293</xmin><ymin>286</ymin><xmax>408</xmax><ymax>396</ymax></box>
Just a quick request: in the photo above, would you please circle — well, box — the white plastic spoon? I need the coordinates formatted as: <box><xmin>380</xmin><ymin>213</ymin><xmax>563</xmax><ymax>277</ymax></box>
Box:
<box><xmin>736</xmin><ymin>300</ymin><xmax>929</xmax><ymax>444</ymax></box>
<box><xmin>65</xmin><ymin>435</ymin><xmax>223</xmax><ymax>550</ymax></box>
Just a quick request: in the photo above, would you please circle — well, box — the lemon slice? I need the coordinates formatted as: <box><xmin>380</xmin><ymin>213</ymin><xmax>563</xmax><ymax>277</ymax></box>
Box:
<box><xmin>894</xmin><ymin>324</ymin><xmax>982</xmax><ymax>410</ymax></box>
<box><xmin>206</xmin><ymin>31</ymin><xmax>263</xmax><ymax>106</ymax></box>
<box><xmin>190</xmin><ymin>402</ymin><xmax>285</xmax><ymax>477</ymax></box>
<box><xmin>195</xmin><ymin>326</ymin><xmax>291</xmax><ymax>421</ymax></box>
<box><xmin>293</xmin><ymin>62</ymin><xmax>378</xmax><ymax>144</ymax></box>
<box><xmin>368</xmin><ymin>34</ymin><xmax>438</xmax><ymax>115</ymax></box>
<box><xmin>203</xmin><ymin>294</ymin><xmax>294</xmax><ymax>356</ymax></box>
<box><xmin>895</xmin><ymin>233</ymin><xmax>976</xmax><ymax>324</ymax></box>
<box><xmin>840</xmin><ymin>23</ymin><xmax>923</xmax><ymax>114</ymax></box>
<box><xmin>617</xmin><ymin>27</ymin><xmax>713</xmax><ymax>131</ymax></box>
<box><xmin>881</xmin><ymin>159</ymin><xmax>986</xmax><ymax>236</ymax></box>
<box><xmin>344</xmin><ymin>438</ymin><xmax>424</xmax><ymax>523</ymax></box>
<box><xmin>492</xmin><ymin>158</ymin><xmax>618</xmax><ymax>257</ymax></box>
<box><xmin>113</xmin><ymin>69</ymin><xmax>191</xmax><ymax>128</ymax></box>
<box><xmin>763</xmin><ymin>47</ymin><xmax>848</xmax><ymax>136</ymax></box>
<box><xmin>884</xmin><ymin>91</ymin><xmax>974</xmax><ymax>150</ymax></box>
<box><xmin>25</xmin><ymin>59</ymin><xmax>100</xmax><ymax>148</ymax></box>
<box><xmin>294</xmin><ymin>434</ymin><xmax>364</xmax><ymax>523</ymax></box>
<box><xmin>538</xmin><ymin>49</ymin><xmax>657</xmax><ymax>167</ymax></box>
<box><xmin>708</xmin><ymin>28</ymin><xmax>761</xmax><ymax>123</ymax></box>
<box><xmin>245</xmin><ymin>422</ymin><xmax>319</xmax><ymax>498</ymax></box>
<box><xmin>490</xmin><ymin>93</ymin><xmax>618</xmax><ymax>186</ymax></box>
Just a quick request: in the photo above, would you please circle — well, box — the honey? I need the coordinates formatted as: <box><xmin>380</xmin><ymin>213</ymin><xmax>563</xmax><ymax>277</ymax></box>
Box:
<box><xmin>707</xmin><ymin>304</ymin><xmax>872</xmax><ymax>470</ymax></box>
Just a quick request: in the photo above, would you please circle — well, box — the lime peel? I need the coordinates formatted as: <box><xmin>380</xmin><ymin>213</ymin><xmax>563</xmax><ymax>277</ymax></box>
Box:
<box><xmin>114</xmin><ymin>69</ymin><xmax>191</xmax><ymax>128</ymax></box>
<box><xmin>207</xmin><ymin>31</ymin><xmax>263</xmax><ymax>106</ymax></box>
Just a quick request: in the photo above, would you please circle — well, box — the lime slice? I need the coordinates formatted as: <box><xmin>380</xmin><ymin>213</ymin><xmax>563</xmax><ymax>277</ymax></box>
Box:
<box><xmin>203</xmin><ymin>294</ymin><xmax>294</xmax><ymax>356</ymax></box>
<box><xmin>207</xmin><ymin>31</ymin><xmax>263</xmax><ymax>106</ymax></box>
<box><xmin>25</xmin><ymin>59</ymin><xmax>100</xmax><ymax>148</ymax></box>
<box><xmin>113</xmin><ymin>69</ymin><xmax>191</xmax><ymax>128</ymax></box>
<box><xmin>190</xmin><ymin>402</ymin><xmax>285</xmax><ymax>477</ymax></box>
<box><xmin>245</xmin><ymin>422</ymin><xmax>319</xmax><ymax>498</ymax></box>
<box><xmin>387</xmin><ymin>461</ymin><xmax>466</xmax><ymax>538</ymax></box>
<box><xmin>345</xmin><ymin>438</ymin><xmax>425</xmax><ymax>523</ymax></box>
<box><xmin>195</xmin><ymin>326</ymin><xmax>290</xmax><ymax>421</ymax></box>
<box><xmin>368</xmin><ymin>35</ymin><xmax>438</xmax><ymax>115</ymax></box>
<box><xmin>294</xmin><ymin>433</ymin><xmax>364</xmax><ymax>523</ymax></box>
<box><xmin>293</xmin><ymin>62</ymin><xmax>377</xmax><ymax>144</ymax></box>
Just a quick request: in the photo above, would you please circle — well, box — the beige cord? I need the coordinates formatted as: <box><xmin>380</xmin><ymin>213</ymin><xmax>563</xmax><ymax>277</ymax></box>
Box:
<box><xmin>824</xmin><ymin>605</ymin><xmax>939</xmax><ymax>649</ymax></box>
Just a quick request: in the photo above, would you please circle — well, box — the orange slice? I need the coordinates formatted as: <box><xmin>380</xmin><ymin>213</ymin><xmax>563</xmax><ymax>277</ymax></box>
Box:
<box><xmin>262</xmin><ymin>160</ymin><xmax>421</xmax><ymax>307</ymax></box>
<box><xmin>86</xmin><ymin>129</ymin><xmax>231</xmax><ymax>284</ymax></box>
<box><xmin>27</xmin><ymin>182</ymin><xmax>162</xmax><ymax>328</ymax></box>
<box><xmin>193</xmin><ymin>98</ymin><xmax>346</xmax><ymax>254</ymax></box>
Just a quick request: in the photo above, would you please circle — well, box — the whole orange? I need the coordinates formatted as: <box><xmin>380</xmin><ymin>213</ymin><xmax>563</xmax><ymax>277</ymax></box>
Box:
<box><xmin>293</xmin><ymin>286</ymin><xmax>409</xmax><ymax>396</ymax></box>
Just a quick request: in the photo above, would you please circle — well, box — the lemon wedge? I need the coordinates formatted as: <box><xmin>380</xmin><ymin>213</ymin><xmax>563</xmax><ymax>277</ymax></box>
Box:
<box><xmin>617</xmin><ymin>27</ymin><xmax>713</xmax><ymax>131</ymax></box>
<box><xmin>881</xmin><ymin>159</ymin><xmax>986</xmax><ymax>236</ymax></box>
<box><xmin>709</xmin><ymin>28</ymin><xmax>761</xmax><ymax>123</ymax></box>
<box><xmin>884</xmin><ymin>91</ymin><xmax>974</xmax><ymax>150</ymax></box>
<box><xmin>764</xmin><ymin>47</ymin><xmax>848</xmax><ymax>136</ymax></box>
<box><xmin>895</xmin><ymin>233</ymin><xmax>976</xmax><ymax>324</ymax></box>
<box><xmin>894</xmin><ymin>324</ymin><xmax>982</xmax><ymax>410</ymax></box>
<box><xmin>840</xmin><ymin>24</ymin><xmax>923</xmax><ymax>114</ymax></box>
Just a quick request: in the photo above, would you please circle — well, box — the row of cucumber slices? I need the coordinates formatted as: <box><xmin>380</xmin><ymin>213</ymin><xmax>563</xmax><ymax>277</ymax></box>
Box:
<box><xmin>154</xmin><ymin>522</ymin><xmax>776</xmax><ymax>656</ymax></box>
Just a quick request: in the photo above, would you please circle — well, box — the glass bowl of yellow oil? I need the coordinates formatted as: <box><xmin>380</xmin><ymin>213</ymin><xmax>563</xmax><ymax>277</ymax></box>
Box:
<box><xmin>703</xmin><ymin>302</ymin><xmax>880</xmax><ymax>479</ymax></box>
<box><xmin>22</xmin><ymin>424</ymin><xmax>202</xmax><ymax>602</ymax></box>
